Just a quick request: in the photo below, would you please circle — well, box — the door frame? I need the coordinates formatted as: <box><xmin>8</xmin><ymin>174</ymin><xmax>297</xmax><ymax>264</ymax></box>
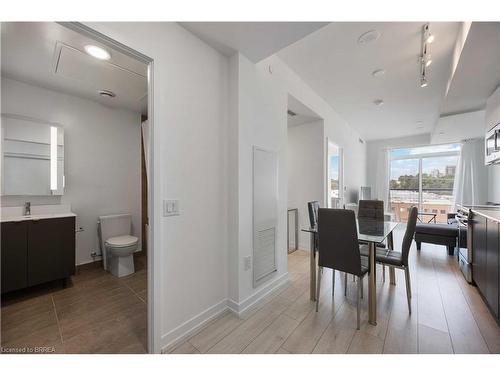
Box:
<box><xmin>58</xmin><ymin>22</ymin><xmax>159</xmax><ymax>353</ymax></box>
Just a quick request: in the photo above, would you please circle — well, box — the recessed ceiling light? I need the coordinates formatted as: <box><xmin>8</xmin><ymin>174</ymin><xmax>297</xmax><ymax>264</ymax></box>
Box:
<box><xmin>98</xmin><ymin>89</ymin><xmax>116</xmax><ymax>98</ymax></box>
<box><xmin>420</xmin><ymin>77</ymin><xmax>428</xmax><ymax>88</ymax></box>
<box><xmin>358</xmin><ymin>30</ymin><xmax>381</xmax><ymax>46</ymax></box>
<box><xmin>84</xmin><ymin>45</ymin><xmax>111</xmax><ymax>60</ymax></box>
<box><xmin>373</xmin><ymin>99</ymin><xmax>384</xmax><ymax>106</ymax></box>
<box><xmin>372</xmin><ymin>69</ymin><xmax>385</xmax><ymax>77</ymax></box>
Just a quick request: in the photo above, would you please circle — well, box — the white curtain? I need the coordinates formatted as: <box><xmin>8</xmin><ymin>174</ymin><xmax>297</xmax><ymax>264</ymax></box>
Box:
<box><xmin>375</xmin><ymin>148</ymin><xmax>390</xmax><ymax>211</ymax></box>
<box><xmin>453</xmin><ymin>138</ymin><xmax>486</xmax><ymax>208</ymax></box>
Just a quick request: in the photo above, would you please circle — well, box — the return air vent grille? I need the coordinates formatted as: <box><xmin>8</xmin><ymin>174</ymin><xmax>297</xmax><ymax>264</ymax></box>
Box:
<box><xmin>254</xmin><ymin>228</ymin><xmax>277</xmax><ymax>283</ymax></box>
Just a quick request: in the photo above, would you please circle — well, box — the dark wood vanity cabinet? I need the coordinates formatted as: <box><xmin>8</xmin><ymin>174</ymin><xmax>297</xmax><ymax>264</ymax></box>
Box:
<box><xmin>1</xmin><ymin>221</ymin><xmax>28</xmax><ymax>293</ymax></box>
<box><xmin>472</xmin><ymin>212</ymin><xmax>499</xmax><ymax>322</ymax></box>
<box><xmin>1</xmin><ymin>216</ymin><xmax>75</xmax><ymax>294</ymax></box>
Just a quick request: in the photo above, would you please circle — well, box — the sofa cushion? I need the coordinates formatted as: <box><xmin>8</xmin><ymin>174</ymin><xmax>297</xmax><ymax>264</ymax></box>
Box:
<box><xmin>415</xmin><ymin>223</ymin><xmax>458</xmax><ymax>237</ymax></box>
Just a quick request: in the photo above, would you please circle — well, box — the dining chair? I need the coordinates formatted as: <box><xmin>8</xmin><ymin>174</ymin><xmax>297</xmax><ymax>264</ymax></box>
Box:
<box><xmin>307</xmin><ymin>200</ymin><xmax>320</xmax><ymax>228</ymax></box>
<box><xmin>358</xmin><ymin>200</ymin><xmax>385</xmax><ymax>220</ymax></box>
<box><xmin>316</xmin><ymin>208</ymin><xmax>369</xmax><ymax>329</ymax></box>
<box><xmin>375</xmin><ymin>206</ymin><xmax>418</xmax><ymax>314</ymax></box>
<box><xmin>358</xmin><ymin>199</ymin><xmax>389</xmax><ymax>282</ymax></box>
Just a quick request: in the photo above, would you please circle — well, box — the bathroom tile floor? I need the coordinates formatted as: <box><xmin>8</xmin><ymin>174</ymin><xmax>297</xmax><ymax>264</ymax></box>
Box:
<box><xmin>1</xmin><ymin>254</ymin><xmax>147</xmax><ymax>354</ymax></box>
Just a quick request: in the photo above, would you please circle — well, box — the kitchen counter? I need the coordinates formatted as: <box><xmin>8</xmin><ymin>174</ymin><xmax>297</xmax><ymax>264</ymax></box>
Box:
<box><xmin>457</xmin><ymin>204</ymin><xmax>500</xmax><ymax>223</ymax></box>
<box><xmin>472</xmin><ymin>209</ymin><xmax>500</xmax><ymax>223</ymax></box>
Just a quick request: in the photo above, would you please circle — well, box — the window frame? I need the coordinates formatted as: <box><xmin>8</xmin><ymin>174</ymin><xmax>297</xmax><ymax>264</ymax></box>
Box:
<box><xmin>389</xmin><ymin>143</ymin><xmax>461</xmax><ymax>218</ymax></box>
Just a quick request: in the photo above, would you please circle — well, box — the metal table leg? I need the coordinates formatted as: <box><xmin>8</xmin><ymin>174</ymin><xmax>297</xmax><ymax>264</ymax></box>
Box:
<box><xmin>368</xmin><ymin>241</ymin><xmax>377</xmax><ymax>325</ymax></box>
<box><xmin>388</xmin><ymin>231</ymin><xmax>396</xmax><ymax>285</ymax></box>
<box><xmin>310</xmin><ymin>233</ymin><xmax>316</xmax><ymax>301</ymax></box>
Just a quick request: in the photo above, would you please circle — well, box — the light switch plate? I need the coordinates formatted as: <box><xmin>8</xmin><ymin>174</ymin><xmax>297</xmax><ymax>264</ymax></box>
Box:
<box><xmin>163</xmin><ymin>199</ymin><xmax>180</xmax><ymax>216</ymax></box>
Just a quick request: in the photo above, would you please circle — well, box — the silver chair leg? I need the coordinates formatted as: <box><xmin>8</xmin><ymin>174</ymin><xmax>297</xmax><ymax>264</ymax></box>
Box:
<box><xmin>382</xmin><ymin>265</ymin><xmax>386</xmax><ymax>283</ymax></box>
<box><xmin>404</xmin><ymin>267</ymin><xmax>411</xmax><ymax>314</ymax></box>
<box><xmin>361</xmin><ymin>277</ymin><xmax>363</xmax><ymax>299</ymax></box>
<box><xmin>332</xmin><ymin>269</ymin><xmax>335</xmax><ymax>297</ymax></box>
<box><xmin>316</xmin><ymin>266</ymin><xmax>322</xmax><ymax>312</ymax></box>
<box><xmin>357</xmin><ymin>276</ymin><xmax>362</xmax><ymax>330</ymax></box>
<box><xmin>344</xmin><ymin>272</ymin><xmax>348</xmax><ymax>296</ymax></box>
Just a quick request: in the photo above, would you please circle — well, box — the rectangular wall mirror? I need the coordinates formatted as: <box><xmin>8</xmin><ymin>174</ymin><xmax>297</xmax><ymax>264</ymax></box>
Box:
<box><xmin>1</xmin><ymin>113</ymin><xmax>65</xmax><ymax>196</ymax></box>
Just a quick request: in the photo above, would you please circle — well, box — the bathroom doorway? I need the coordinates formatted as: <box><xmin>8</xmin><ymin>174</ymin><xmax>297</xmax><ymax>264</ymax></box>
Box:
<box><xmin>0</xmin><ymin>22</ymin><xmax>156</xmax><ymax>353</ymax></box>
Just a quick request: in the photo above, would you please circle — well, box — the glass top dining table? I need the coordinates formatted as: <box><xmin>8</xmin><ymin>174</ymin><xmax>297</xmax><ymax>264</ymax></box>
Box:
<box><xmin>302</xmin><ymin>218</ymin><xmax>400</xmax><ymax>326</ymax></box>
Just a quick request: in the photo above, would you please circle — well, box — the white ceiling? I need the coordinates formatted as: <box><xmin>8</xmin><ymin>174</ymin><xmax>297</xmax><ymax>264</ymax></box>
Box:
<box><xmin>441</xmin><ymin>22</ymin><xmax>500</xmax><ymax>116</ymax></box>
<box><xmin>287</xmin><ymin>95</ymin><xmax>321</xmax><ymax>127</ymax></box>
<box><xmin>1</xmin><ymin>22</ymin><xmax>148</xmax><ymax>113</ymax></box>
<box><xmin>277</xmin><ymin>22</ymin><xmax>462</xmax><ymax>141</ymax></box>
<box><xmin>180</xmin><ymin>22</ymin><xmax>329</xmax><ymax>62</ymax></box>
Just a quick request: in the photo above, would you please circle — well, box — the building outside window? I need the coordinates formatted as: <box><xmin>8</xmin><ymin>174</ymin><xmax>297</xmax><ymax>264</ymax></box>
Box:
<box><xmin>389</xmin><ymin>143</ymin><xmax>461</xmax><ymax>223</ymax></box>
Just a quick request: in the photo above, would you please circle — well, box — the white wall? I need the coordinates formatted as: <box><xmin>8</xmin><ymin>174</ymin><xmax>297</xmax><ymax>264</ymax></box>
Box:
<box><xmin>85</xmin><ymin>22</ymin><xmax>230</xmax><ymax>351</ymax></box>
<box><xmin>431</xmin><ymin>110</ymin><xmax>485</xmax><ymax>144</ymax></box>
<box><xmin>486</xmin><ymin>85</ymin><xmax>500</xmax><ymax>203</ymax></box>
<box><xmin>366</xmin><ymin>133</ymin><xmax>431</xmax><ymax>198</ymax></box>
<box><xmin>227</xmin><ymin>53</ymin><xmax>289</xmax><ymax>309</ymax></box>
<box><xmin>287</xmin><ymin>121</ymin><xmax>324</xmax><ymax>250</ymax></box>
<box><xmin>1</xmin><ymin>77</ymin><xmax>141</xmax><ymax>265</ymax></box>
<box><xmin>84</xmin><ymin>22</ymin><xmax>367</xmax><ymax>351</ymax></box>
<box><xmin>228</xmin><ymin>53</ymin><xmax>367</xmax><ymax>311</ymax></box>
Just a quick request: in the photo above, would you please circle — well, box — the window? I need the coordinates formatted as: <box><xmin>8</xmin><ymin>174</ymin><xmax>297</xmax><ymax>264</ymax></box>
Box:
<box><xmin>327</xmin><ymin>141</ymin><xmax>343</xmax><ymax>208</ymax></box>
<box><xmin>389</xmin><ymin>143</ymin><xmax>460</xmax><ymax>223</ymax></box>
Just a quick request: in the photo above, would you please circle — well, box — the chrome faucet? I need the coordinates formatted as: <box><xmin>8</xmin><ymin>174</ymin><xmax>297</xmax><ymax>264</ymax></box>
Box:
<box><xmin>24</xmin><ymin>201</ymin><xmax>31</xmax><ymax>216</ymax></box>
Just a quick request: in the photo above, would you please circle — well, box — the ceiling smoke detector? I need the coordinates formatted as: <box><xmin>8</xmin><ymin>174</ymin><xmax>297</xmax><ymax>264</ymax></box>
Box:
<box><xmin>357</xmin><ymin>30</ymin><xmax>381</xmax><ymax>46</ymax></box>
<box><xmin>98</xmin><ymin>89</ymin><xmax>116</xmax><ymax>98</ymax></box>
<box><xmin>373</xmin><ymin>99</ymin><xmax>384</xmax><ymax>106</ymax></box>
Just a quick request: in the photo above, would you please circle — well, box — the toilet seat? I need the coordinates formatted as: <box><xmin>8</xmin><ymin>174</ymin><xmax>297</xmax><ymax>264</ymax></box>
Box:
<box><xmin>106</xmin><ymin>235</ymin><xmax>138</xmax><ymax>248</ymax></box>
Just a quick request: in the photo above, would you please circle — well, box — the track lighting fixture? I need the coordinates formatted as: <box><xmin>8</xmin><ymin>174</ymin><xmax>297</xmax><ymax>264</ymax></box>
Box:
<box><xmin>419</xmin><ymin>23</ymin><xmax>434</xmax><ymax>88</ymax></box>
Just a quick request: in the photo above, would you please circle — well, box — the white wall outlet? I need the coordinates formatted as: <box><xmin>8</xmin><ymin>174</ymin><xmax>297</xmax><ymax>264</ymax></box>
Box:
<box><xmin>163</xmin><ymin>199</ymin><xmax>180</xmax><ymax>217</ymax></box>
<box><xmin>243</xmin><ymin>255</ymin><xmax>252</xmax><ymax>271</ymax></box>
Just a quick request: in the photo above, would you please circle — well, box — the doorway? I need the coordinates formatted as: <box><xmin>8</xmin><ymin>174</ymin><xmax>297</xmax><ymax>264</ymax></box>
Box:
<box><xmin>286</xmin><ymin>94</ymin><xmax>323</xmax><ymax>266</ymax></box>
<box><xmin>0</xmin><ymin>22</ymin><xmax>156</xmax><ymax>353</ymax></box>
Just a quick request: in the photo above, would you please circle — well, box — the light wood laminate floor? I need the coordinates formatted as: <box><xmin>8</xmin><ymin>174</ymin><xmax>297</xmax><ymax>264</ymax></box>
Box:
<box><xmin>170</xmin><ymin>228</ymin><xmax>500</xmax><ymax>354</ymax></box>
<box><xmin>1</xmin><ymin>254</ymin><xmax>147</xmax><ymax>354</ymax></box>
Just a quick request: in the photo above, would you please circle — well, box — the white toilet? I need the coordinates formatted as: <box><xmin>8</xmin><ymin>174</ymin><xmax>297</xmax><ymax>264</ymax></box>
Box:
<box><xmin>98</xmin><ymin>214</ymin><xmax>138</xmax><ymax>277</ymax></box>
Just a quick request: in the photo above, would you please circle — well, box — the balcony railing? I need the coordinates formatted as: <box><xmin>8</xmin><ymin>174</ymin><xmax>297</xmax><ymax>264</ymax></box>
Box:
<box><xmin>390</xmin><ymin>188</ymin><xmax>454</xmax><ymax>223</ymax></box>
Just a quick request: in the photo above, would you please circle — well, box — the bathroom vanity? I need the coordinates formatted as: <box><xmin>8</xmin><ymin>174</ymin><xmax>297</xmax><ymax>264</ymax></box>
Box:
<box><xmin>1</xmin><ymin>114</ymin><xmax>75</xmax><ymax>293</ymax></box>
<box><xmin>1</xmin><ymin>208</ymin><xmax>76</xmax><ymax>294</ymax></box>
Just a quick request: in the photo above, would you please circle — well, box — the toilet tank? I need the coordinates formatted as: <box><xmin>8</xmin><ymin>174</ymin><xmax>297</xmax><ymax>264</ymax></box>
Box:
<box><xmin>99</xmin><ymin>214</ymin><xmax>132</xmax><ymax>242</ymax></box>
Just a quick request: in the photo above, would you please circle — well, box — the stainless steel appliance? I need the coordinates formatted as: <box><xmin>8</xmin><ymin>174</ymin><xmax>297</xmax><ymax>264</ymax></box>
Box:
<box><xmin>485</xmin><ymin>122</ymin><xmax>500</xmax><ymax>165</ymax></box>
<box><xmin>457</xmin><ymin>207</ymin><xmax>472</xmax><ymax>283</ymax></box>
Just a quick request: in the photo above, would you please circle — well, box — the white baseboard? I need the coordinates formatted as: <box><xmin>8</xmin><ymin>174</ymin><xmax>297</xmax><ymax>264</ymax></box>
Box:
<box><xmin>161</xmin><ymin>298</ymin><xmax>229</xmax><ymax>353</ymax></box>
<box><xmin>227</xmin><ymin>272</ymin><xmax>289</xmax><ymax>316</ymax></box>
<box><xmin>160</xmin><ymin>272</ymin><xmax>290</xmax><ymax>353</ymax></box>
